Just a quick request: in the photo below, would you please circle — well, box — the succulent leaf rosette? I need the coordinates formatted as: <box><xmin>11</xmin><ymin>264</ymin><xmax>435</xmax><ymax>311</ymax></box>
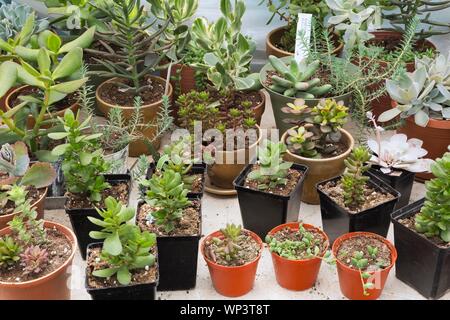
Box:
<box><xmin>367</xmin><ymin>134</ymin><xmax>434</xmax><ymax>175</ymax></box>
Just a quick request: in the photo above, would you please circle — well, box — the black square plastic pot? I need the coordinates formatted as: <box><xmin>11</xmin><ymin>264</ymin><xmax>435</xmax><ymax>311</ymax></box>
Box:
<box><xmin>369</xmin><ymin>166</ymin><xmax>415</xmax><ymax>210</ymax></box>
<box><xmin>85</xmin><ymin>243</ymin><xmax>158</xmax><ymax>300</ymax></box>
<box><xmin>65</xmin><ymin>174</ymin><xmax>132</xmax><ymax>260</ymax></box>
<box><xmin>317</xmin><ymin>172</ymin><xmax>400</xmax><ymax>244</ymax></box>
<box><xmin>392</xmin><ymin>199</ymin><xmax>450</xmax><ymax>299</ymax></box>
<box><xmin>137</xmin><ymin>198</ymin><xmax>202</xmax><ymax>291</ymax></box>
<box><xmin>233</xmin><ymin>163</ymin><xmax>308</xmax><ymax>239</ymax></box>
<box><xmin>146</xmin><ymin>162</ymin><xmax>206</xmax><ymax>198</ymax></box>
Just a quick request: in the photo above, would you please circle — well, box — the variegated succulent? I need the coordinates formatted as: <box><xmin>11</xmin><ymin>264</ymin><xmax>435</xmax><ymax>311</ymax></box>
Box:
<box><xmin>379</xmin><ymin>54</ymin><xmax>450</xmax><ymax>127</ymax></box>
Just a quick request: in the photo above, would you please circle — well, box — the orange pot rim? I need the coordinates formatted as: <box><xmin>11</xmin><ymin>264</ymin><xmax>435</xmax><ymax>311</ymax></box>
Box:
<box><xmin>201</xmin><ymin>229</ymin><xmax>264</xmax><ymax>270</ymax></box>
<box><xmin>0</xmin><ymin>221</ymin><xmax>77</xmax><ymax>288</ymax></box>
<box><xmin>267</xmin><ymin>222</ymin><xmax>330</xmax><ymax>263</ymax></box>
<box><xmin>0</xmin><ymin>187</ymin><xmax>48</xmax><ymax>221</ymax></box>
<box><xmin>6</xmin><ymin>85</ymin><xmax>80</xmax><ymax>116</ymax></box>
<box><xmin>282</xmin><ymin>127</ymin><xmax>355</xmax><ymax>164</ymax></box>
<box><xmin>332</xmin><ymin>232</ymin><xmax>398</xmax><ymax>275</ymax></box>
<box><xmin>96</xmin><ymin>75</ymin><xmax>173</xmax><ymax>110</ymax></box>
<box><xmin>390</xmin><ymin>100</ymin><xmax>450</xmax><ymax>129</ymax></box>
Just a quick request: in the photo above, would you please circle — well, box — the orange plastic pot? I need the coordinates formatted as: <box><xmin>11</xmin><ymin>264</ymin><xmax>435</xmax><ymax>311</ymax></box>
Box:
<box><xmin>332</xmin><ymin>232</ymin><xmax>397</xmax><ymax>300</ymax></box>
<box><xmin>0</xmin><ymin>221</ymin><xmax>77</xmax><ymax>300</ymax></box>
<box><xmin>267</xmin><ymin>222</ymin><xmax>329</xmax><ymax>291</ymax></box>
<box><xmin>201</xmin><ymin>229</ymin><xmax>263</xmax><ymax>297</ymax></box>
<box><xmin>0</xmin><ymin>187</ymin><xmax>47</xmax><ymax>230</ymax></box>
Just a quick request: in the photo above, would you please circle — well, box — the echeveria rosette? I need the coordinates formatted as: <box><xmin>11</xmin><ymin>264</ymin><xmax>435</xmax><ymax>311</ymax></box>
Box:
<box><xmin>415</xmin><ymin>151</ymin><xmax>450</xmax><ymax>243</ymax></box>
<box><xmin>367</xmin><ymin>133</ymin><xmax>434</xmax><ymax>174</ymax></box>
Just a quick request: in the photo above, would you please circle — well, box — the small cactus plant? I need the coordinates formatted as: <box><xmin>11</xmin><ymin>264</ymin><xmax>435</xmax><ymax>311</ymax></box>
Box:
<box><xmin>341</xmin><ymin>147</ymin><xmax>372</xmax><ymax>208</ymax></box>
<box><xmin>267</xmin><ymin>55</ymin><xmax>332</xmax><ymax>98</ymax></box>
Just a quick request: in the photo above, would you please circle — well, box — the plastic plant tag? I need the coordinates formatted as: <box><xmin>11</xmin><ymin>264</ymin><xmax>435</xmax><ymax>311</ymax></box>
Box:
<box><xmin>294</xmin><ymin>13</ymin><xmax>312</xmax><ymax>63</ymax></box>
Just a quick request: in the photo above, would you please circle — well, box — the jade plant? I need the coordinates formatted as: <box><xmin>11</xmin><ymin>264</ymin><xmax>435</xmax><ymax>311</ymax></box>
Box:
<box><xmin>247</xmin><ymin>140</ymin><xmax>293</xmax><ymax>190</ymax></box>
<box><xmin>0</xmin><ymin>141</ymin><xmax>56</xmax><ymax>209</ymax></box>
<box><xmin>88</xmin><ymin>196</ymin><xmax>157</xmax><ymax>285</ymax></box>
<box><xmin>267</xmin><ymin>55</ymin><xmax>332</xmax><ymax>98</ymax></box>
<box><xmin>191</xmin><ymin>0</ymin><xmax>261</xmax><ymax>101</ymax></box>
<box><xmin>0</xmin><ymin>27</ymin><xmax>94</xmax><ymax>154</ymax></box>
<box><xmin>143</xmin><ymin>169</ymin><xmax>191</xmax><ymax>233</ymax></box>
<box><xmin>49</xmin><ymin>109</ymin><xmax>110</xmax><ymax>203</ymax></box>
<box><xmin>414</xmin><ymin>150</ymin><xmax>450</xmax><ymax>242</ymax></box>
<box><xmin>341</xmin><ymin>146</ymin><xmax>371</xmax><ymax>208</ymax></box>
<box><xmin>379</xmin><ymin>53</ymin><xmax>450</xmax><ymax>127</ymax></box>
<box><xmin>284</xmin><ymin>98</ymin><xmax>349</xmax><ymax>158</ymax></box>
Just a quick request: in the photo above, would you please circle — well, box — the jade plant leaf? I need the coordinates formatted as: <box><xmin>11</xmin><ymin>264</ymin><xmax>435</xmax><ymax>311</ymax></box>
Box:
<box><xmin>52</xmin><ymin>47</ymin><xmax>83</xmax><ymax>80</ymax></box>
<box><xmin>103</xmin><ymin>231</ymin><xmax>122</xmax><ymax>256</ymax></box>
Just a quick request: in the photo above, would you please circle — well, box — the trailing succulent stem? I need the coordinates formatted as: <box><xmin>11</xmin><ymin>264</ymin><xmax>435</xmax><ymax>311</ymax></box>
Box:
<box><xmin>341</xmin><ymin>147</ymin><xmax>371</xmax><ymax>208</ymax></box>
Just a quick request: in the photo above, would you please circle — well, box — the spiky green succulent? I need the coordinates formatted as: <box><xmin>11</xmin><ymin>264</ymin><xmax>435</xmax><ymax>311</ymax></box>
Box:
<box><xmin>0</xmin><ymin>236</ymin><xmax>21</xmax><ymax>268</ymax></box>
<box><xmin>341</xmin><ymin>147</ymin><xmax>371</xmax><ymax>208</ymax></box>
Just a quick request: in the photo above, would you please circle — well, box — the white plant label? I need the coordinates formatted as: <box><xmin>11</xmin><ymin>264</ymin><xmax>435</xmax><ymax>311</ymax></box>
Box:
<box><xmin>294</xmin><ymin>13</ymin><xmax>312</xmax><ymax>63</ymax></box>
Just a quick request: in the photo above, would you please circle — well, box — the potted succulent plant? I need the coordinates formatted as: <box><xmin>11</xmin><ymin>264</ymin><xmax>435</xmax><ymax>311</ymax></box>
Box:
<box><xmin>260</xmin><ymin>0</ymin><xmax>343</xmax><ymax>58</ymax></box>
<box><xmin>266</xmin><ymin>222</ymin><xmax>332</xmax><ymax>291</ymax></box>
<box><xmin>0</xmin><ymin>197</ymin><xmax>76</xmax><ymax>300</ymax></box>
<box><xmin>281</xmin><ymin>98</ymin><xmax>354</xmax><ymax>204</ymax></box>
<box><xmin>0</xmin><ymin>142</ymin><xmax>56</xmax><ymax>229</ymax></box>
<box><xmin>0</xmin><ymin>25</ymin><xmax>94</xmax><ymax>156</ymax></box>
<box><xmin>379</xmin><ymin>53</ymin><xmax>450</xmax><ymax>181</ymax></box>
<box><xmin>317</xmin><ymin>147</ymin><xmax>400</xmax><ymax>243</ymax></box>
<box><xmin>87</xmin><ymin>0</ymin><xmax>174</xmax><ymax>123</ymax></box>
<box><xmin>332</xmin><ymin>231</ymin><xmax>397</xmax><ymax>300</ymax></box>
<box><xmin>137</xmin><ymin>168</ymin><xmax>201</xmax><ymax>291</ymax></box>
<box><xmin>391</xmin><ymin>150</ymin><xmax>450</xmax><ymax>299</ymax></box>
<box><xmin>260</xmin><ymin>55</ymin><xmax>353</xmax><ymax>134</ymax></box>
<box><xmin>367</xmin><ymin>112</ymin><xmax>433</xmax><ymax>209</ymax></box>
<box><xmin>85</xmin><ymin>197</ymin><xmax>158</xmax><ymax>300</ymax></box>
<box><xmin>201</xmin><ymin>224</ymin><xmax>263</xmax><ymax>297</ymax></box>
<box><xmin>145</xmin><ymin>136</ymin><xmax>206</xmax><ymax>199</ymax></box>
<box><xmin>49</xmin><ymin>109</ymin><xmax>131</xmax><ymax>259</ymax></box>
<box><xmin>233</xmin><ymin>140</ymin><xmax>308</xmax><ymax>239</ymax></box>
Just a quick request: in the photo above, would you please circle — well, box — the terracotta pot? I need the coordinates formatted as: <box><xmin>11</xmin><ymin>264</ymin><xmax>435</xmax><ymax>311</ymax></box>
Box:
<box><xmin>1</xmin><ymin>87</ymin><xmax>15</xmax><ymax>113</ymax></box>
<box><xmin>5</xmin><ymin>86</ymin><xmax>80</xmax><ymax>129</ymax></box>
<box><xmin>332</xmin><ymin>232</ymin><xmax>397</xmax><ymax>300</ymax></box>
<box><xmin>358</xmin><ymin>30</ymin><xmax>436</xmax><ymax>120</ymax></box>
<box><xmin>266</xmin><ymin>26</ymin><xmax>344</xmax><ymax>58</ymax></box>
<box><xmin>128</xmin><ymin>124</ymin><xmax>162</xmax><ymax>157</ymax></box>
<box><xmin>267</xmin><ymin>222</ymin><xmax>329</xmax><ymax>291</ymax></box>
<box><xmin>282</xmin><ymin>127</ymin><xmax>355</xmax><ymax>204</ymax></box>
<box><xmin>95</xmin><ymin>76</ymin><xmax>173</xmax><ymax>122</ymax></box>
<box><xmin>207</xmin><ymin>126</ymin><xmax>262</xmax><ymax>189</ymax></box>
<box><xmin>0</xmin><ymin>221</ymin><xmax>77</xmax><ymax>300</ymax></box>
<box><xmin>0</xmin><ymin>187</ymin><xmax>47</xmax><ymax>230</ymax></box>
<box><xmin>201</xmin><ymin>229</ymin><xmax>263</xmax><ymax>297</ymax></box>
<box><xmin>160</xmin><ymin>63</ymin><xmax>197</xmax><ymax>96</ymax></box>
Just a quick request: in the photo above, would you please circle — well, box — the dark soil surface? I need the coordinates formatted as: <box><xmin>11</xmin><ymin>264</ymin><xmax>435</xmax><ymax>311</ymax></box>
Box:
<box><xmin>137</xmin><ymin>200</ymin><xmax>201</xmax><ymax>237</ymax></box>
<box><xmin>244</xmin><ymin>165</ymin><xmax>302</xmax><ymax>196</ymax></box>
<box><xmin>204</xmin><ymin>229</ymin><xmax>261</xmax><ymax>267</ymax></box>
<box><xmin>98</xmin><ymin>75</ymin><xmax>164</xmax><ymax>107</ymax></box>
<box><xmin>365</xmin><ymin>38</ymin><xmax>436</xmax><ymax>63</ymax></box>
<box><xmin>399</xmin><ymin>213</ymin><xmax>450</xmax><ymax>248</ymax></box>
<box><xmin>10</xmin><ymin>86</ymin><xmax>78</xmax><ymax>112</ymax></box>
<box><xmin>336</xmin><ymin>235</ymin><xmax>392</xmax><ymax>271</ymax></box>
<box><xmin>86</xmin><ymin>246</ymin><xmax>157</xmax><ymax>289</ymax></box>
<box><xmin>319</xmin><ymin>180</ymin><xmax>395</xmax><ymax>213</ymax></box>
<box><xmin>271</xmin><ymin>225</ymin><xmax>328</xmax><ymax>260</ymax></box>
<box><xmin>65</xmin><ymin>182</ymin><xmax>129</xmax><ymax>210</ymax></box>
<box><xmin>0</xmin><ymin>228</ymin><xmax>72</xmax><ymax>282</ymax></box>
<box><xmin>0</xmin><ymin>186</ymin><xmax>45</xmax><ymax>216</ymax></box>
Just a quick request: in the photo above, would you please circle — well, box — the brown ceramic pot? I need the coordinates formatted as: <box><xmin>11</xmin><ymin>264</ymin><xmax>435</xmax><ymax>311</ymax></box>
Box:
<box><xmin>0</xmin><ymin>187</ymin><xmax>47</xmax><ymax>230</ymax></box>
<box><xmin>96</xmin><ymin>76</ymin><xmax>173</xmax><ymax>122</ymax></box>
<box><xmin>266</xmin><ymin>26</ymin><xmax>344</xmax><ymax>58</ymax></box>
<box><xmin>282</xmin><ymin>128</ymin><xmax>354</xmax><ymax>204</ymax></box>
<box><xmin>129</xmin><ymin>124</ymin><xmax>162</xmax><ymax>157</ymax></box>
<box><xmin>207</xmin><ymin>126</ymin><xmax>262</xmax><ymax>190</ymax></box>
<box><xmin>5</xmin><ymin>86</ymin><xmax>80</xmax><ymax>129</ymax></box>
<box><xmin>160</xmin><ymin>63</ymin><xmax>197</xmax><ymax>96</ymax></box>
<box><xmin>0</xmin><ymin>221</ymin><xmax>77</xmax><ymax>300</ymax></box>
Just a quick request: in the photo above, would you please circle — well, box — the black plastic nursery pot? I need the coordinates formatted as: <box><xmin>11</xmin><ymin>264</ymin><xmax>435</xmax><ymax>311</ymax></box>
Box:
<box><xmin>65</xmin><ymin>173</ymin><xmax>132</xmax><ymax>260</ymax></box>
<box><xmin>392</xmin><ymin>199</ymin><xmax>450</xmax><ymax>299</ymax></box>
<box><xmin>233</xmin><ymin>163</ymin><xmax>309</xmax><ymax>239</ymax></box>
<box><xmin>85</xmin><ymin>243</ymin><xmax>158</xmax><ymax>300</ymax></box>
<box><xmin>317</xmin><ymin>172</ymin><xmax>400</xmax><ymax>244</ymax></box>
<box><xmin>369</xmin><ymin>165</ymin><xmax>415</xmax><ymax>210</ymax></box>
<box><xmin>137</xmin><ymin>198</ymin><xmax>202</xmax><ymax>291</ymax></box>
<box><xmin>146</xmin><ymin>162</ymin><xmax>206</xmax><ymax>198</ymax></box>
